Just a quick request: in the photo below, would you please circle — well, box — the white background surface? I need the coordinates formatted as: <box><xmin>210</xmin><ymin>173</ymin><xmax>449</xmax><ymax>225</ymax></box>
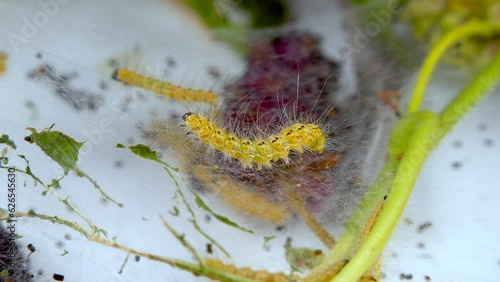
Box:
<box><xmin>0</xmin><ymin>1</ymin><xmax>499</xmax><ymax>281</ymax></box>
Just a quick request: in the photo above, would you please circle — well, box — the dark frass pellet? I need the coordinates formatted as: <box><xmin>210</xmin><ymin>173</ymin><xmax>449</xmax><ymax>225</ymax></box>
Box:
<box><xmin>135</xmin><ymin>255</ymin><xmax>140</xmax><ymax>262</ymax></box>
<box><xmin>417</xmin><ymin>221</ymin><xmax>433</xmax><ymax>233</ymax></box>
<box><xmin>27</xmin><ymin>243</ymin><xmax>36</xmax><ymax>253</ymax></box>
<box><xmin>484</xmin><ymin>138</ymin><xmax>494</xmax><ymax>147</ymax></box>
<box><xmin>166</xmin><ymin>57</ymin><xmax>176</xmax><ymax>67</ymax></box>
<box><xmin>275</xmin><ymin>225</ymin><xmax>285</xmax><ymax>231</ymax></box>
<box><xmin>53</xmin><ymin>273</ymin><xmax>64</xmax><ymax>281</ymax></box>
<box><xmin>451</xmin><ymin>161</ymin><xmax>462</xmax><ymax>169</ymax></box>
<box><xmin>399</xmin><ymin>273</ymin><xmax>413</xmax><ymax>280</ymax></box>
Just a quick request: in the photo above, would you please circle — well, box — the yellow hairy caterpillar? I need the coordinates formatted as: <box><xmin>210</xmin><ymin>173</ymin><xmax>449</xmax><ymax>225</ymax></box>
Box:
<box><xmin>182</xmin><ymin>112</ymin><xmax>326</xmax><ymax>169</ymax></box>
<box><xmin>0</xmin><ymin>52</ymin><xmax>6</xmax><ymax>75</ymax></box>
<box><xmin>111</xmin><ymin>69</ymin><xmax>218</xmax><ymax>104</ymax></box>
<box><xmin>205</xmin><ymin>259</ymin><xmax>301</xmax><ymax>282</ymax></box>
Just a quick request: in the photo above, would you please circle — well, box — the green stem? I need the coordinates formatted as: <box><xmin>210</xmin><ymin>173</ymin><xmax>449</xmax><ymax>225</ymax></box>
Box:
<box><xmin>164</xmin><ymin>167</ymin><xmax>231</xmax><ymax>257</ymax></box>
<box><xmin>331</xmin><ymin>111</ymin><xmax>439</xmax><ymax>282</ymax></box>
<box><xmin>1</xmin><ymin>165</ymin><xmax>105</xmax><ymax>236</ymax></box>
<box><xmin>306</xmin><ymin>106</ymin><xmax>430</xmax><ymax>281</ymax></box>
<box><xmin>160</xmin><ymin>215</ymin><xmax>204</xmax><ymax>266</ymax></box>
<box><xmin>75</xmin><ymin>168</ymin><xmax>123</xmax><ymax>207</ymax></box>
<box><xmin>407</xmin><ymin>21</ymin><xmax>500</xmax><ymax>113</ymax></box>
<box><xmin>0</xmin><ymin>210</ymin><xmax>255</xmax><ymax>282</ymax></box>
<box><xmin>305</xmin><ymin>158</ymin><xmax>398</xmax><ymax>281</ymax></box>
<box><xmin>438</xmin><ymin>52</ymin><xmax>500</xmax><ymax>139</ymax></box>
<box><xmin>330</xmin><ymin>49</ymin><xmax>500</xmax><ymax>280</ymax></box>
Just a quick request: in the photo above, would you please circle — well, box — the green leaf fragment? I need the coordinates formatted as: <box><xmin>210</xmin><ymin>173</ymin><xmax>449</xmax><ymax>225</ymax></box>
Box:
<box><xmin>169</xmin><ymin>206</ymin><xmax>180</xmax><ymax>216</ymax></box>
<box><xmin>0</xmin><ymin>134</ymin><xmax>16</xmax><ymax>149</ymax></box>
<box><xmin>48</xmin><ymin>179</ymin><xmax>61</xmax><ymax>189</ymax></box>
<box><xmin>0</xmin><ymin>269</ymin><xmax>9</xmax><ymax>277</ymax></box>
<box><xmin>116</xmin><ymin>143</ymin><xmax>178</xmax><ymax>172</ymax></box>
<box><xmin>263</xmin><ymin>235</ymin><xmax>276</xmax><ymax>249</ymax></box>
<box><xmin>194</xmin><ymin>195</ymin><xmax>253</xmax><ymax>234</ymax></box>
<box><xmin>116</xmin><ymin>143</ymin><xmax>160</xmax><ymax>162</ymax></box>
<box><xmin>26</xmin><ymin>128</ymin><xmax>84</xmax><ymax>174</ymax></box>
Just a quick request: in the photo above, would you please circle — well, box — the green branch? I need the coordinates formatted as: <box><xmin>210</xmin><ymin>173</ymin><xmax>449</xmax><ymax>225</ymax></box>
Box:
<box><xmin>0</xmin><ymin>210</ymin><xmax>255</xmax><ymax>282</ymax></box>
<box><xmin>331</xmin><ymin>112</ymin><xmax>439</xmax><ymax>282</ymax></box>
<box><xmin>408</xmin><ymin>21</ymin><xmax>500</xmax><ymax>113</ymax></box>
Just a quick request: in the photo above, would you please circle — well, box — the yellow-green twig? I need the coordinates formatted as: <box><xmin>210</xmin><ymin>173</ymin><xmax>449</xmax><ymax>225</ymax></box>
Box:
<box><xmin>331</xmin><ymin>111</ymin><xmax>439</xmax><ymax>282</ymax></box>
<box><xmin>408</xmin><ymin>21</ymin><xmax>500</xmax><ymax>113</ymax></box>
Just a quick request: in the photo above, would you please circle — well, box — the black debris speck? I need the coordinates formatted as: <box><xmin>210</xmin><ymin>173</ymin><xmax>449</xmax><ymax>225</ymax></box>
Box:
<box><xmin>399</xmin><ymin>273</ymin><xmax>413</xmax><ymax>280</ymax></box>
<box><xmin>204</xmin><ymin>214</ymin><xmax>211</xmax><ymax>223</ymax></box>
<box><xmin>108</xmin><ymin>58</ymin><xmax>119</xmax><ymax>69</ymax></box>
<box><xmin>404</xmin><ymin>218</ymin><xmax>413</xmax><ymax>225</ymax></box>
<box><xmin>25</xmin><ymin>100</ymin><xmax>36</xmax><ymax>109</ymax></box>
<box><xmin>424</xmin><ymin>275</ymin><xmax>431</xmax><ymax>281</ymax></box>
<box><xmin>135</xmin><ymin>91</ymin><xmax>147</xmax><ymax>101</ymax></box>
<box><xmin>484</xmin><ymin>138</ymin><xmax>494</xmax><ymax>147</ymax></box>
<box><xmin>207</xmin><ymin>66</ymin><xmax>222</xmax><ymax>80</ymax></box>
<box><xmin>418</xmin><ymin>221</ymin><xmax>432</xmax><ymax>233</ymax></box>
<box><xmin>452</xmin><ymin>140</ymin><xmax>462</xmax><ymax>148</ymax></box>
<box><xmin>276</xmin><ymin>225</ymin><xmax>285</xmax><ymax>231</ymax></box>
<box><xmin>114</xmin><ymin>160</ymin><xmax>124</xmax><ymax>168</ymax></box>
<box><xmin>135</xmin><ymin>255</ymin><xmax>140</xmax><ymax>262</ymax></box>
<box><xmin>36</xmin><ymin>53</ymin><xmax>42</xmax><ymax>59</ymax></box>
<box><xmin>27</xmin><ymin>243</ymin><xmax>36</xmax><ymax>253</ymax></box>
<box><xmin>53</xmin><ymin>273</ymin><xmax>64</xmax><ymax>281</ymax></box>
<box><xmin>478</xmin><ymin>123</ymin><xmax>488</xmax><ymax>131</ymax></box>
<box><xmin>417</xmin><ymin>242</ymin><xmax>425</xmax><ymax>249</ymax></box>
<box><xmin>99</xmin><ymin>81</ymin><xmax>109</xmax><ymax>91</ymax></box>
<box><xmin>166</xmin><ymin>57</ymin><xmax>176</xmax><ymax>68</ymax></box>
<box><xmin>206</xmin><ymin>243</ymin><xmax>213</xmax><ymax>254</ymax></box>
<box><xmin>64</xmin><ymin>234</ymin><xmax>71</xmax><ymax>241</ymax></box>
<box><xmin>451</xmin><ymin>161</ymin><xmax>462</xmax><ymax>169</ymax></box>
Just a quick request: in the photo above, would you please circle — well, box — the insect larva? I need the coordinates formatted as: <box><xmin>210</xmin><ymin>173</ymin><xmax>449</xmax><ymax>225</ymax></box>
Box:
<box><xmin>0</xmin><ymin>52</ymin><xmax>7</xmax><ymax>75</ymax></box>
<box><xmin>111</xmin><ymin>69</ymin><xmax>217</xmax><ymax>104</ymax></box>
<box><xmin>205</xmin><ymin>258</ymin><xmax>301</xmax><ymax>282</ymax></box>
<box><xmin>183</xmin><ymin>112</ymin><xmax>325</xmax><ymax>169</ymax></box>
<box><xmin>193</xmin><ymin>165</ymin><xmax>290</xmax><ymax>223</ymax></box>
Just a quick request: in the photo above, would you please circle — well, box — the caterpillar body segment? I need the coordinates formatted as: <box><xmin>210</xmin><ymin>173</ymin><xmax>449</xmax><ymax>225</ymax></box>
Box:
<box><xmin>0</xmin><ymin>52</ymin><xmax>6</xmax><ymax>75</ymax></box>
<box><xmin>205</xmin><ymin>258</ymin><xmax>301</xmax><ymax>282</ymax></box>
<box><xmin>193</xmin><ymin>165</ymin><xmax>291</xmax><ymax>223</ymax></box>
<box><xmin>182</xmin><ymin>112</ymin><xmax>326</xmax><ymax>169</ymax></box>
<box><xmin>112</xmin><ymin>69</ymin><xmax>218</xmax><ymax>104</ymax></box>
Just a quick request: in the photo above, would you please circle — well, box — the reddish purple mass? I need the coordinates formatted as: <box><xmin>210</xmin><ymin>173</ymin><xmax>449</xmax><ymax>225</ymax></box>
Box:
<box><xmin>223</xmin><ymin>32</ymin><xmax>341</xmax><ymax>131</ymax></box>
<box><xmin>207</xmin><ymin>32</ymin><xmax>351</xmax><ymax>211</ymax></box>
